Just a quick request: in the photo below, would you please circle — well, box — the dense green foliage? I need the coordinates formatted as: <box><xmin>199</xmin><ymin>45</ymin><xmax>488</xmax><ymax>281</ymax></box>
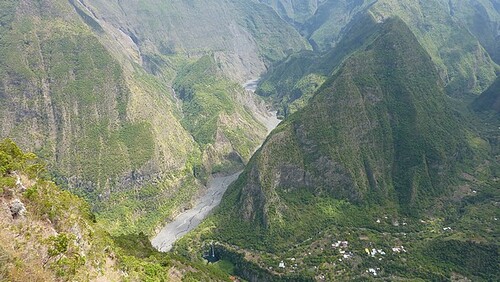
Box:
<box><xmin>258</xmin><ymin>0</ymin><xmax>498</xmax><ymax>105</ymax></box>
<box><xmin>473</xmin><ymin>76</ymin><xmax>500</xmax><ymax>114</ymax></box>
<box><xmin>175</xmin><ymin>17</ymin><xmax>500</xmax><ymax>281</ymax></box>
<box><xmin>174</xmin><ymin>55</ymin><xmax>268</xmax><ymax>170</ymax></box>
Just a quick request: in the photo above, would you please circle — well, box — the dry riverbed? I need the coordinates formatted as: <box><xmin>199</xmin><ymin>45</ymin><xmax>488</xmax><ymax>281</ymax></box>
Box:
<box><xmin>151</xmin><ymin>172</ymin><xmax>241</xmax><ymax>252</ymax></box>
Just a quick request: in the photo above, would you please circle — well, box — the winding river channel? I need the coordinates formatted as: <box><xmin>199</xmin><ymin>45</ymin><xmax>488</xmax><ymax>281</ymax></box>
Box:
<box><xmin>151</xmin><ymin>172</ymin><xmax>242</xmax><ymax>252</ymax></box>
<box><xmin>151</xmin><ymin>79</ymin><xmax>280</xmax><ymax>252</ymax></box>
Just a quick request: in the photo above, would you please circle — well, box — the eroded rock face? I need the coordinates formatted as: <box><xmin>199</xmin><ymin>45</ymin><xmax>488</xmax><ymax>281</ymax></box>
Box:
<box><xmin>233</xmin><ymin>18</ymin><xmax>478</xmax><ymax>230</ymax></box>
<box><xmin>9</xmin><ymin>199</ymin><xmax>26</xmax><ymax>218</ymax></box>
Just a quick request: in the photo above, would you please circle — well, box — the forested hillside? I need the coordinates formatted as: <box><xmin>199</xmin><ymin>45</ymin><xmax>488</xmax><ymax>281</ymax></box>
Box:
<box><xmin>176</xmin><ymin>16</ymin><xmax>500</xmax><ymax>281</ymax></box>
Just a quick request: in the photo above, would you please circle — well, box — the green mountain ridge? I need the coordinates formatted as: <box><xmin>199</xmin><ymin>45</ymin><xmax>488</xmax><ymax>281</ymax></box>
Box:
<box><xmin>175</xmin><ymin>17</ymin><xmax>499</xmax><ymax>281</ymax></box>
<box><xmin>258</xmin><ymin>0</ymin><xmax>499</xmax><ymax>106</ymax></box>
<box><xmin>234</xmin><ymin>16</ymin><xmax>476</xmax><ymax>232</ymax></box>
<box><xmin>0</xmin><ymin>0</ymin><xmax>308</xmax><ymax>236</ymax></box>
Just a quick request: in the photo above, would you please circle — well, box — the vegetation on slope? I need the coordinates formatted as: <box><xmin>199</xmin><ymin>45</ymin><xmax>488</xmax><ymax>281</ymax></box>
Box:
<box><xmin>174</xmin><ymin>55</ymin><xmax>268</xmax><ymax>175</ymax></box>
<box><xmin>174</xmin><ymin>17</ymin><xmax>499</xmax><ymax>281</ymax></box>
<box><xmin>259</xmin><ymin>0</ymin><xmax>498</xmax><ymax>103</ymax></box>
<box><xmin>0</xmin><ymin>139</ymin><xmax>236</xmax><ymax>281</ymax></box>
<box><xmin>0</xmin><ymin>0</ymin><xmax>206</xmax><ymax>237</ymax></box>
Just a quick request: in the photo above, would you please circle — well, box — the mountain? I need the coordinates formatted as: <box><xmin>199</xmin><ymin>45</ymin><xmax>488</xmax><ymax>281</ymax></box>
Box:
<box><xmin>0</xmin><ymin>0</ymin><xmax>309</xmax><ymax>236</ymax></box>
<box><xmin>368</xmin><ymin>0</ymin><xmax>498</xmax><ymax>96</ymax></box>
<box><xmin>76</xmin><ymin>0</ymin><xmax>310</xmax><ymax>81</ymax></box>
<box><xmin>231</xmin><ymin>15</ymin><xmax>475</xmax><ymax>238</ymax></box>
<box><xmin>176</xmin><ymin>17</ymin><xmax>499</xmax><ymax>281</ymax></box>
<box><xmin>258</xmin><ymin>0</ymin><xmax>498</xmax><ymax>108</ymax></box>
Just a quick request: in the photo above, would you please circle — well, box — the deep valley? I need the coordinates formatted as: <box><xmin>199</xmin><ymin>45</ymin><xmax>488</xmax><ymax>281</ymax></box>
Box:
<box><xmin>0</xmin><ymin>0</ymin><xmax>499</xmax><ymax>281</ymax></box>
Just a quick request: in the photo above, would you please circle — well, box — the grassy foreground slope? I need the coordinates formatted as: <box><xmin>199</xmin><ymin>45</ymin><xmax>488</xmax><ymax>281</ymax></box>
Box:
<box><xmin>0</xmin><ymin>139</ymin><xmax>237</xmax><ymax>281</ymax></box>
<box><xmin>175</xmin><ymin>17</ymin><xmax>499</xmax><ymax>281</ymax></box>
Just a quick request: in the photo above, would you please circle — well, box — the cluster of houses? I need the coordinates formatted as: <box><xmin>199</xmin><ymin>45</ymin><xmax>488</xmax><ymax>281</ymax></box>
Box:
<box><xmin>391</xmin><ymin>246</ymin><xmax>406</xmax><ymax>253</ymax></box>
<box><xmin>365</xmin><ymin>248</ymin><xmax>386</xmax><ymax>257</ymax></box>
<box><xmin>331</xmin><ymin>240</ymin><xmax>349</xmax><ymax>249</ymax></box>
<box><xmin>367</xmin><ymin>267</ymin><xmax>381</xmax><ymax>276</ymax></box>
<box><xmin>278</xmin><ymin>257</ymin><xmax>299</xmax><ymax>270</ymax></box>
<box><xmin>339</xmin><ymin>249</ymin><xmax>353</xmax><ymax>259</ymax></box>
<box><xmin>273</xmin><ymin>238</ymin><xmax>410</xmax><ymax>278</ymax></box>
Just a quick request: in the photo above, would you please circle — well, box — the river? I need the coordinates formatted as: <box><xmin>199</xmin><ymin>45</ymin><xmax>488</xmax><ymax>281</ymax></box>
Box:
<box><xmin>151</xmin><ymin>172</ymin><xmax>241</xmax><ymax>252</ymax></box>
<box><xmin>151</xmin><ymin>79</ymin><xmax>280</xmax><ymax>252</ymax></box>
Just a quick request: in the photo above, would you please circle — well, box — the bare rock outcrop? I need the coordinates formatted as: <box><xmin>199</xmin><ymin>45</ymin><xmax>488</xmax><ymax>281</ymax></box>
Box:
<box><xmin>9</xmin><ymin>199</ymin><xmax>26</xmax><ymax>218</ymax></box>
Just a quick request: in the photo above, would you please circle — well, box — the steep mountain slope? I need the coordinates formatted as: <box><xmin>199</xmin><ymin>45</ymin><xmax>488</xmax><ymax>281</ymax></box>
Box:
<box><xmin>0</xmin><ymin>0</ymin><xmax>309</xmax><ymax>236</ymax></box>
<box><xmin>176</xmin><ymin>17</ymin><xmax>499</xmax><ymax>281</ymax></box>
<box><xmin>0</xmin><ymin>139</ymin><xmax>235</xmax><ymax>281</ymax></box>
<box><xmin>77</xmin><ymin>0</ymin><xmax>310</xmax><ymax>82</ymax></box>
<box><xmin>259</xmin><ymin>0</ymin><xmax>498</xmax><ymax>100</ymax></box>
<box><xmin>0</xmin><ymin>0</ymin><xmax>206</xmax><ymax>235</ymax></box>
